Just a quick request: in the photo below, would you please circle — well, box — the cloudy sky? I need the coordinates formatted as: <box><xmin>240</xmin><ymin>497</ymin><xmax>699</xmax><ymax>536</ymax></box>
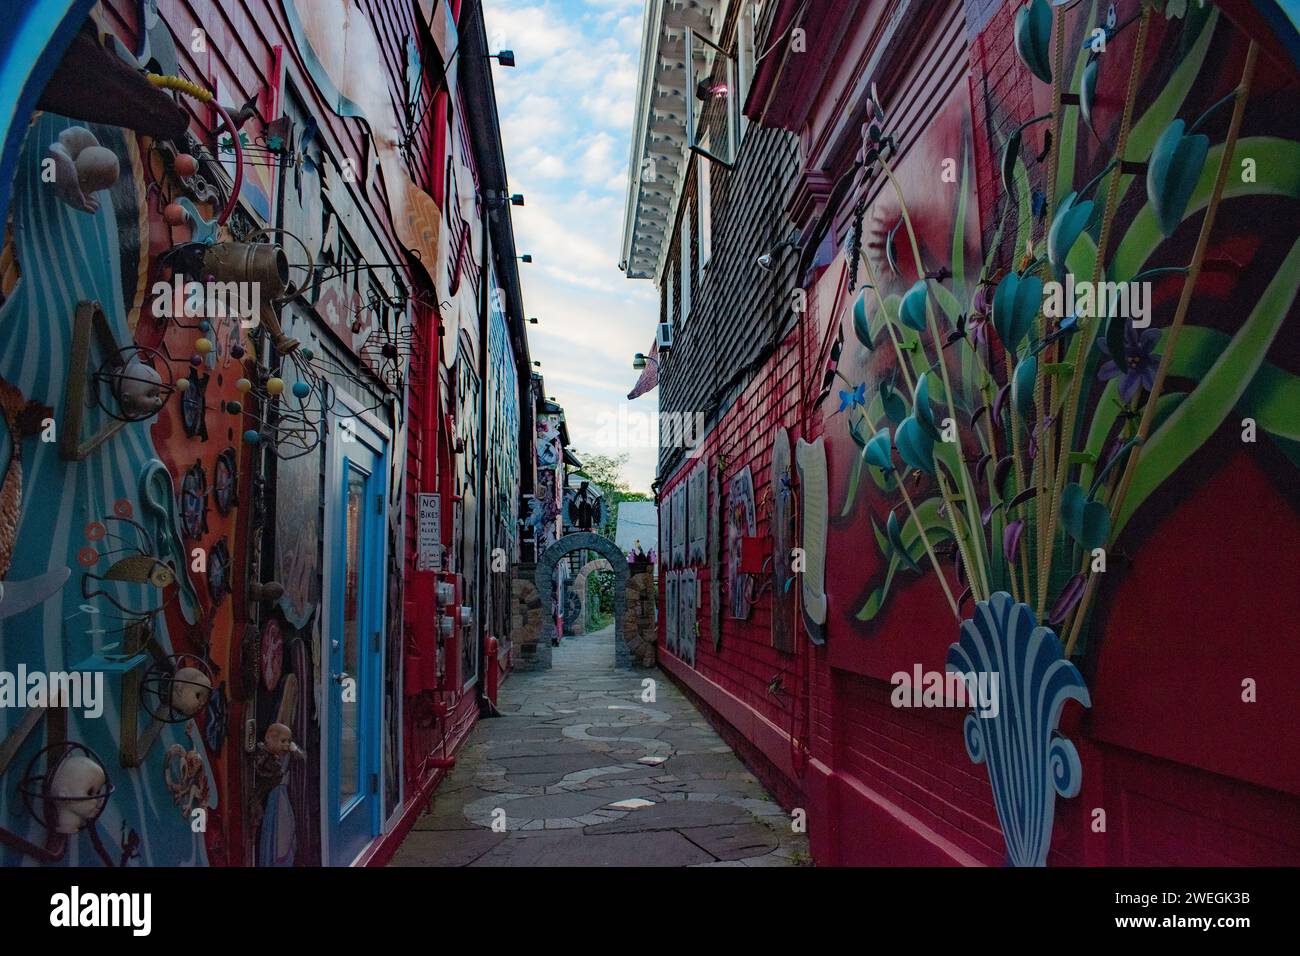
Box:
<box><xmin>484</xmin><ymin>0</ymin><xmax>660</xmax><ymax>493</ymax></box>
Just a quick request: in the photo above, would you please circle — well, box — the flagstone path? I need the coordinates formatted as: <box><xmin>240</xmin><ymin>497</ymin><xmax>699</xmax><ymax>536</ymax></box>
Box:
<box><xmin>388</xmin><ymin>624</ymin><xmax>810</xmax><ymax>867</ymax></box>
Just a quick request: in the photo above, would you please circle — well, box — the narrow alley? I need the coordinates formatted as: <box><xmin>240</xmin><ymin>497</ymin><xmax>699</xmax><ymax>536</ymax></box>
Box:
<box><xmin>389</xmin><ymin>626</ymin><xmax>808</xmax><ymax>867</ymax></box>
<box><xmin>0</xmin><ymin>0</ymin><xmax>1297</xmax><ymax>921</ymax></box>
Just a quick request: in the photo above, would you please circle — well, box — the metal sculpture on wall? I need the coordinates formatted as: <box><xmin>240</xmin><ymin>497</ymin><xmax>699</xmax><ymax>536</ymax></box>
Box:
<box><xmin>59</xmin><ymin>301</ymin><xmax>173</xmax><ymax>461</ymax></box>
<box><xmin>359</xmin><ymin>323</ymin><xmax>419</xmax><ymax>391</ymax></box>
<box><xmin>79</xmin><ymin>513</ymin><xmax>176</xmax><ymax>620</ymax></box>
<box><xmin>140</xmin><ymin>653</ymin><xmax>214</xmax><ymax>724</ymax></box>
<box><xmin>946</xmin><ymin>592</ymin><xmax>1090</xmax><ymax>867</ymax></box>
<box><xmin>564</xmin><ymin>481</ymin><xmax>603</xmax><ymax>532</ymax></box>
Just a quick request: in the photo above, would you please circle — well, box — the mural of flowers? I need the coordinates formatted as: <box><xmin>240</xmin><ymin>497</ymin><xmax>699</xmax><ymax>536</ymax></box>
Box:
<box><xmin>836</xmin><ymin>3</ymin><xmax>1299</xmax><ymax>665</ymax></box>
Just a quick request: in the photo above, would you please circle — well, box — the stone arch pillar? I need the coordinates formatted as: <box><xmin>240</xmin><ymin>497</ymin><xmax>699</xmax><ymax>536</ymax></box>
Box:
<box><xmin>534</xmin><ymin>532</ymin><xmax>630</xmax><ymax>669</ymax></box>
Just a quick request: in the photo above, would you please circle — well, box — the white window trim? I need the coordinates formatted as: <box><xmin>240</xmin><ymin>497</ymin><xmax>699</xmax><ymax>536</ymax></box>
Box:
<box><xmin>699</xmin><ymin>134</ymin><xmax>713</xmax><ymax>269</ymax></box>
<box><xmin>666</xmin><ymin>268</ymin><xmax>676</xmax><ymax>326</ymax></box>
<box><xmin>680</xmin><ymin>210</ymin><xmax>692</xmax><ymax>323</ymax></box>
<box><xmin>737</xmin><ymin>1</ymin><xmax>755</xmax><ymax>140</ymax></box>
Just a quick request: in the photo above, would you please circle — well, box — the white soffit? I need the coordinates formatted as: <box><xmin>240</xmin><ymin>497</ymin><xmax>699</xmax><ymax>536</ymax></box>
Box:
<box><xmin>621</xmin><ymin>0</ymin><xmax>722</xmax><ymax>282</ymax></box>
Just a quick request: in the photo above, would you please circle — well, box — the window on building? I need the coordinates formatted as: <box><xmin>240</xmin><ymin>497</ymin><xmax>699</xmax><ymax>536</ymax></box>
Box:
<box><xmin>685</xmin><ymin>25</ymin><xmax>739</xmax><ymax>166</ymax></box>
<box><xmin>737</xmin><ymin>0</ymin><xmax>756</xmax><ymax>137</ymax></box>
<box><xmin>680</xmin><ymin>208</ymin><xmax>692</xmax><ymax>322</ymax></box>
<box><xmin>699</xmin><ymin>134</ymin><xmax>713</xmax><ymax>269</ymax></box>
<box><xmin>666</xmin><ymin>267</ymin><xmax>676</xmax><ymax>325</ymax></box>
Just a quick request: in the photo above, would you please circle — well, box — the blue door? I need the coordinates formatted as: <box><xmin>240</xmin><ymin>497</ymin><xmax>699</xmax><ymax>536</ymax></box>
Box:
<box><xmin>326</xmin><ymin>412</ymin><xmax>387</xmax><ymax>865</ymax></box>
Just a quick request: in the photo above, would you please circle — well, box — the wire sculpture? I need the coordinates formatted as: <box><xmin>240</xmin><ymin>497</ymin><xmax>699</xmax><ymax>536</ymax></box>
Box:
<box><xmin>92</xmin><ymin>343</ymin><xmax>177</xmax><ymax>423</ymax></box>
<box><xmin>79</xmin><ymin>514</ymin><xmax>177</xmax><ymax>621</ymax></box>
<box><xmin>139</xmin><ymin>653</ymin><xmax>215</xmax><ymax>725</ymax></box>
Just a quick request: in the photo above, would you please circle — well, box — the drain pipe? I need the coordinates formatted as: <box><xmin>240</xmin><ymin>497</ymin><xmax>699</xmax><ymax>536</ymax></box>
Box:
<box><xmin>476</xmin><ymin>191</ymin><xmax>500</xmax><ymax>719</ymax></box>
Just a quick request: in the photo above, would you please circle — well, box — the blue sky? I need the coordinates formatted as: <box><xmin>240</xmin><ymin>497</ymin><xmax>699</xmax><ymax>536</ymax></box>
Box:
<box><xmin>484</xmin><ymin>0</ymin><xmax>660</xmax><ymax>492</ymax></box>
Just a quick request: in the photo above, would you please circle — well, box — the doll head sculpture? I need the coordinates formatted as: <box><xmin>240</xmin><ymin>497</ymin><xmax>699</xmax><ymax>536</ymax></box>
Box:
<box><xmin>48</xmin><ymin>753</ymin><xmax>109</xmax><ymax>833</ymax></box>
<box><xmin>113</xmin><ymin>355</ymin><xmax>167</xmax><ymax>419</ymax></box>
<box><xmin>170</xmin><ymin>666</ymin><xmax>213</xmax><ymax>718</ymax></box>
<box><xmin>264</xmin><ymin>722</ymin><xmax>298</xmax><ymax>758</ymax></box>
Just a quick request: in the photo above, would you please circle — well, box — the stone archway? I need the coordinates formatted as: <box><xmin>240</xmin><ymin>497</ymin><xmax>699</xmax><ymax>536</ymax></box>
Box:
<box><xmin>572</xmin><ymin>558</ymin><xmax>612</xmax><ymax>634</ymax></box>
<box><xmin>535</xmin><ymin>532</ymin><xmax>630</xmax><ymax>669</ymax></box>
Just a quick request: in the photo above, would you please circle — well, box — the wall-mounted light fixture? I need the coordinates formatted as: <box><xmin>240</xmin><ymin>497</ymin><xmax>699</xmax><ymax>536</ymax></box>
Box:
<box><xmin>528</xmin><ymin>317</ymin><xmax>538</xmax><ymax>324</ymax></box>
<box><xmin>632</xmin><ymin>352</ymin><xmax>660</xmax><ymax>371</ymax></box>
<box><xmin>489</xmin><ymin>50</ymin><xmax>516</xmax><ymax>67</ymax></box>
<box><xmin>756</xmin><ymin>228</ymin><xmax>801</xmax><ymax>272</ymax></box>
<box><xmin>518</xmin><ymin>254</ymin><xmax>532</xmax><ymax>263</ymax></box>
<box><xmin>510</xmin><ymin>193</ymin><xmax>525</xmax><ymax>206</ymax></box>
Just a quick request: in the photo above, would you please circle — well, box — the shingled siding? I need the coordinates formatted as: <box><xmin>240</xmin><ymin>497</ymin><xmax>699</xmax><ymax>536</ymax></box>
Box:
<box><xmin>655</xmin><ymin>8</ymin><xmax>801</xmax><ymax>487</ymax></box>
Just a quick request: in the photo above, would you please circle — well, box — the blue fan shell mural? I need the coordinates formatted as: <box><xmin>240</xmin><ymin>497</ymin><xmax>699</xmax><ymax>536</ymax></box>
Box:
<box><xmin>946</xmin><ymin>592</ymin><xmax>1091</xmax><ymax>868</ymax></box>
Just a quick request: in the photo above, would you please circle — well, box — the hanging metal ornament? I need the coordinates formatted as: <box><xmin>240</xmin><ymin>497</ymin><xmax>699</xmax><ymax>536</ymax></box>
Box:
<box><xmin>239</xmin><ymin>363</ymin><xmax>325</xmax><ymax>461</ymax></box>
<box><xmin>19</xmin><ymin>741</ymin><xmax>115</xmax><ymax>836</ymax></box>
<box><xmin>139</xmin><ymin>652</ymin><xmax>215</xmax><ymax>724</ymax></box>
<box><xmin>208</xmin><ymin>539</ymin><xmax>231</xmax><ymax>604</ymax></box>
<box><xmin>180</xmin><ymin>459</ymin><xmax>209</xmax><ymax>539</ymax></box>
<box><xmin>359</xmin><ymin>323</ymin><xmax>420</xmax><ymax>391</ymax></box>
<box><xmin>95</xmin><ymin>344</ymin><xmax>177</xmax><ymax>423</ymax></box>
<box><xmin>213</xmin><ymin>447</ymin><xmax>238</xmax><ymax>514</ymax></box>
<box><xmin>79</xmin><ymin>515</ymin><xmax>176</xmax><ymax>620</ymax></box>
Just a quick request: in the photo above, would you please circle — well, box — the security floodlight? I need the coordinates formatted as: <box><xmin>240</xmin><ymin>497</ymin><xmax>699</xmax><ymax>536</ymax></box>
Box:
<box><xmin>511</xmin><ymin>193</ymin><xmax>525</xmax><ymax>206</ymax></box>
<box><xmin>491</xmin><ymin>50</ymin><xmax>516</xmax><ymax>67</ymax></box>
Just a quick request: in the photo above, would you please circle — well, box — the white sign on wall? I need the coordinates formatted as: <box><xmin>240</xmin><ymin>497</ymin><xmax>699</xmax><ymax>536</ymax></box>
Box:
<box><xmin>417</xmin><ymin>493</ymin><xmax>442</xmax><ymax>571</ymax></box>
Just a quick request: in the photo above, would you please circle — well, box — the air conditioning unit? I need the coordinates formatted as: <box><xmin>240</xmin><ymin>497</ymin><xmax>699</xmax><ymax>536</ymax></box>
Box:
<box><xmin>656</xmin><ymin>321</ymin><xmax>674</xmax><ymax>351</ymax></box>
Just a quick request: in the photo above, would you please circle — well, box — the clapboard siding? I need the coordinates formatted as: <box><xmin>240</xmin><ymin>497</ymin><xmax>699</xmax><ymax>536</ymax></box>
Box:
<box><xmin>103</xmin><ymin>0</ymin><xmax>428</xmax><ymax>267</ymax></box>
<box><xmin>828</xmin><ymin>0</ymin><xmax>970</xmax><ymax>238</ymax></box>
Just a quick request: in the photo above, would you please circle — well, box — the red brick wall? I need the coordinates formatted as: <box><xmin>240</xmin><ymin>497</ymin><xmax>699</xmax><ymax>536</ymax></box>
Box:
<box><xmin>656</xmin><ymin>0</ymin><xmax>1300</xmax><ymax>868</ymax></box>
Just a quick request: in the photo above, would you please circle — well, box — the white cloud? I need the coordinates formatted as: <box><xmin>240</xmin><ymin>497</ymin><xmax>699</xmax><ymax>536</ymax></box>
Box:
<box><xmin>486</xmin><ymin>0</ymin><xmax>659</xmax><ymax>488</ymax></box>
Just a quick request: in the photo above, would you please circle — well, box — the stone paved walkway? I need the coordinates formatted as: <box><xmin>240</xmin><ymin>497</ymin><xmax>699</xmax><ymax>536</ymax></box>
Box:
<box><xmin>389</xmin><ymin>625</ymin><xmax>811</xmax><ymax>867</ymax></box>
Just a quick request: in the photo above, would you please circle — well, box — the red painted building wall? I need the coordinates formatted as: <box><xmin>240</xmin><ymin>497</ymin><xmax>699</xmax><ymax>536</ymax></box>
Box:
<box><xmin>0</xmin><ymin>0</ymin><xmax>518</xmax><ymax>868</ymax></box>
<box><xmin>653</xmin><ymin>0</ymin><xmax>1300</xmax><ymax>867</ymax></box>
